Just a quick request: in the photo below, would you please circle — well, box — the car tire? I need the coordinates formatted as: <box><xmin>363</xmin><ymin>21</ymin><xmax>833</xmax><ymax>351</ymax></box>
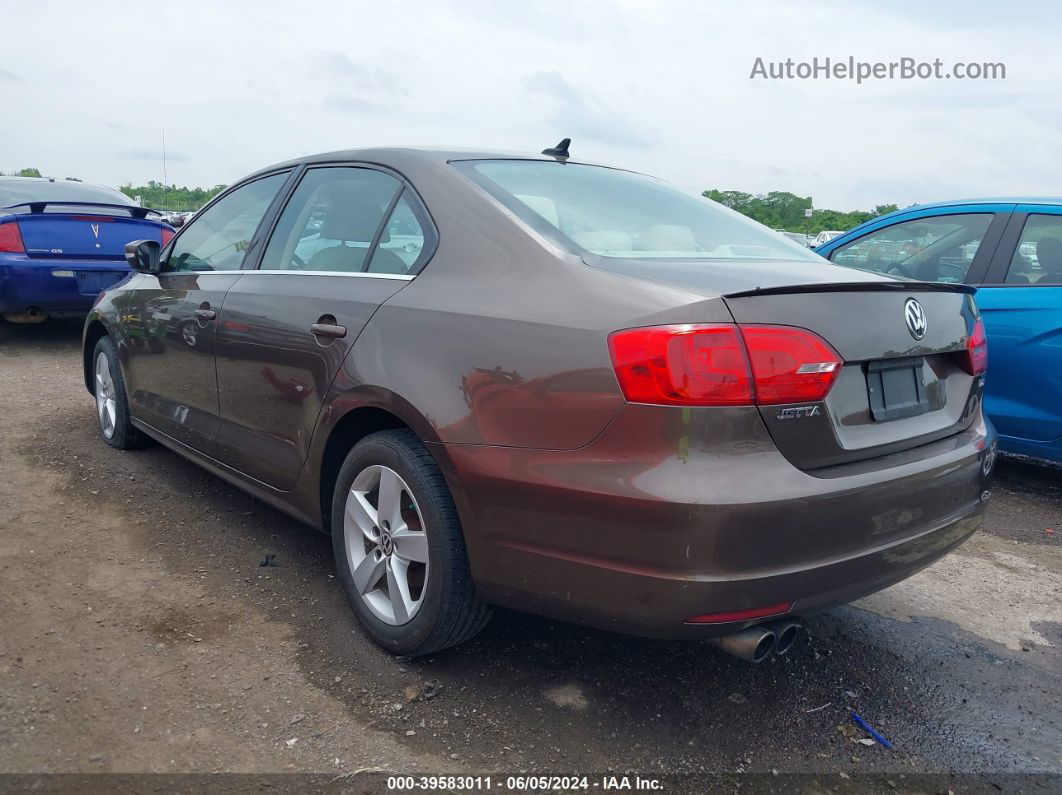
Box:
<box><xmin>331</xmin><ymin>429</ymin><xmax>491</xmax><ymax>656</ymax></box>
<box><xmin>92</xmin><ymin>335</ymin><xmax>152</xmax><ymax>450</ymax></box>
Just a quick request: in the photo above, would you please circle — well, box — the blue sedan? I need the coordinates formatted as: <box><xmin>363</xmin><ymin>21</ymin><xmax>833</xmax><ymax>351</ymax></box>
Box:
<box><xmin>0</xmin><ymin>177</ymin><xmax>172</xmax><ymax>323</ymax></box>
<box><xmin>816</xmin><ymin>199</ymin><xmax>1062</xmax><ymax>463</ymax></box>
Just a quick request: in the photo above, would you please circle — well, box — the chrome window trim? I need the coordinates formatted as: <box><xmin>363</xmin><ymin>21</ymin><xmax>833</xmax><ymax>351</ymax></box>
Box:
<box><xmin>254</xmin><ymin>269</ymin><xmax>414</xmax><ymax>280</ymax></box>
<box><xmin>160</xmin><ymin>270</ymin><xmax>414</xmax><ymax>280</ymax></box>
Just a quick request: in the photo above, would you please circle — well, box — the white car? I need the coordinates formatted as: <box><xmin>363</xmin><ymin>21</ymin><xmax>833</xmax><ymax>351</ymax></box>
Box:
<box><xmin>813</xmin><ymin>230</ymin><xmax>845</xmax><ymax>247</ymax></box>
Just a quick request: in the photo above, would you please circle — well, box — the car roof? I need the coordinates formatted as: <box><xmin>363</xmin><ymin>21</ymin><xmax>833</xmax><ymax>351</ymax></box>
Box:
<box><xmin>870</xmin><ymin>197</ymin><xmax>1062</xmax><ymax>224</ymax></box>
<box><xmin>895</xmin><ymin>197</ymin><xmax>1062</xmax><ymax>211</ymax></box>
<box><xmin>825</xmin><ymin>197</ymin><xmax>1062</xmax><ymax>246</ymax></box>
<box><xmin>245</xmin><ymin>146</ymin><xmax>615</xmax><ymax>180</ymax></box>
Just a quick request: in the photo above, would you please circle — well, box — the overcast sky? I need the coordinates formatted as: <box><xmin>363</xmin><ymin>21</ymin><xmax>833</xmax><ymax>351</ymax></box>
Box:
<box><xmin>1</xmin><ymin>0</ymin><xmax>1054</xmax><ymax>210</ymax></box>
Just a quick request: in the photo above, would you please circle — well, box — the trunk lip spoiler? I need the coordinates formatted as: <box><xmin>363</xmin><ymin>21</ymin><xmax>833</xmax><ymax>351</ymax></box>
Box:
<box><xmin>724</xmin><ymin>280</ymin><xmax>976</xmax><ymax>298</ymax></box>
<box><xmin>2</xmin><ymin>201</ymin><xmax>164</xmax><ymax>221</ymax></box>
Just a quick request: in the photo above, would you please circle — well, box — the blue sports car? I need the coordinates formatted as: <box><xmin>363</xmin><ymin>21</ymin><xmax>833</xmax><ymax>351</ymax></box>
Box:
<box><xmin>817</xmin><ymin>199</ymin><xmax>1062</xmax><ymax>463</ymax></box>
<box><xmin>0</xmin><ymin>177</ymin><xmax>172</xmax><ymax>323</ymax></box>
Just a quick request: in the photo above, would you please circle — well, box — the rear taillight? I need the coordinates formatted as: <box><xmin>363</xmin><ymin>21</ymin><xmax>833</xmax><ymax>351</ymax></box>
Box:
<box><xmin>0</xmin><ymin>221</ymin><xmax>25</xmax><ymax>253</ymax></box>
<box><xmin>964</xmin><ymin>317</ymin><xmax>988</xmax><ymax>376</ymax></box>
<box><xmin>608</xmin><ymin>324</ymin><xmax>753</xmax><ymax>405</ymax></box>
<box><xmin>161</xmin><ymin>228</ymin><xmax>175</xmax><ymax>246</ymax></box>
<box><xmin>740</xmin><ymin>326</ymin><xmax>842</xmax><ymax>404</ymax></box>
<box><xmin>608</xmin><ymin>323</ymin><xmax>841</xmax><ymax>407</ymax></box>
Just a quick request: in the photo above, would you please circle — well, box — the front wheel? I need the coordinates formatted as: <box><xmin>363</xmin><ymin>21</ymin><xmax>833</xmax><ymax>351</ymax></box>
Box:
<box><xmin>92</xmin><ymin>336</ymin><xmax>151</xmax><ymax>450</ymax></box>
<box><xmin>331</xmin><ymin>429</ymin><xmax>490</xmax><ymax>656</ymax></box>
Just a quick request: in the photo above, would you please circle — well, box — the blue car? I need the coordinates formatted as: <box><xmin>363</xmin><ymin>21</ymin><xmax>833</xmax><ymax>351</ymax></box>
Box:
<box><xmin>0</xmin><ymin>177</ymin><xmax>172</xmax><ymax>322</ymax></box>
<box><xmin>816</xmin><ymin>199</ymin><xmax>1062</xmax><ymax>463</ymax></box>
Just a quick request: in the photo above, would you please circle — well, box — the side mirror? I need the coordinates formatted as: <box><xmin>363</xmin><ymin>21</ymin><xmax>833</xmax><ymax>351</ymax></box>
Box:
<box><xmin>125</xmin><ymin>239</ymin><xmax>162</xmax><ymax>274</ymax></box>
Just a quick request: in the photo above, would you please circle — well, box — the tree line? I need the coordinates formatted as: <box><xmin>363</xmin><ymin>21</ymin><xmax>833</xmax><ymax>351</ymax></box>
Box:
<box><xmin>116</xmin><ymin>180</ymin><xmax>227</xmax><ymax>212</ymax></box>
<box><xmin>703</xmin><ymin>189</ymin><xmax>900</xmax><ymax>235</ymax></box>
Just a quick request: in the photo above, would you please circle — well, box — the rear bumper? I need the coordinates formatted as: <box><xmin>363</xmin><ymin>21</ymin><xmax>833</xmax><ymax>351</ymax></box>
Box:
<box><xmin>436</xmin><ymin>403</ymin><xmax>995</xmax><ymax>638</ymax></box>
<box><xmin>0</xmin><ymin>255</ymin><xmax>131</xmax><ymax>315</ymax></box>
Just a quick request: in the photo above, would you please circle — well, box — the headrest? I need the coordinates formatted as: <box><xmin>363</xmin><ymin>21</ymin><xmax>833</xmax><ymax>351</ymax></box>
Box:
<box><xmin>317</xmin><ymin>182</ymin><xmax>391</xmax><ymax>241</ymax></box>
<box><xmin>1036</xmin><ymin>236</ymin><xmax>1062</xmax><ymax>274</ymax></box>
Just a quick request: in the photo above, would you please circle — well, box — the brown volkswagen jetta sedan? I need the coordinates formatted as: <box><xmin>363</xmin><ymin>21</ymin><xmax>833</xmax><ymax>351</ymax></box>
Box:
<box><xmin>82</xmin><ymin>146</ymin><xmax>995</xmax><ymax>661</ymax></box>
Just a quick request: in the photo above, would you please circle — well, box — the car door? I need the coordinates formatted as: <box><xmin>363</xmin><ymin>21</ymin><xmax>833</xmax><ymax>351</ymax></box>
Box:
<box><xmin>123</xmin><ymin>171</ymin><xmax>291</xmax><ymax>453</ymax></box>
<box><xmin>974</xmin><ymin>207</ymin><xmax>1062</xmax><ymax>453</ymax></box>
<box><xmin>212</xmin><ymin>164</ymin><xmax>436</xmax><ymax>489</ymax></box>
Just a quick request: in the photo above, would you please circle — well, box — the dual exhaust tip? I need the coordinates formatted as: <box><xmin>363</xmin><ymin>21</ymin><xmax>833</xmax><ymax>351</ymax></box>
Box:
<box><xmin>708</xmin><ymin>618</ymin><xmax>803</xmax><ymax>663</ymax></box>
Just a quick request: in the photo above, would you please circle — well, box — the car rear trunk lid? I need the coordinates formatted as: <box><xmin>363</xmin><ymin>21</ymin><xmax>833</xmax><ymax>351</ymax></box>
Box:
<box><xmin>16</xmin><ymin>211</ymin><xmax>166</xmax><ymax>260</ymax></box>
<box><xmin>723</xmin><ymin>282</ymin><xmax>983</xmax><ymax>470</ymax></box>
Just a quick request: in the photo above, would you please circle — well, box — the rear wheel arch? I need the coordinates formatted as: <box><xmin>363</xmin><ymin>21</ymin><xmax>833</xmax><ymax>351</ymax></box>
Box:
<box><xmin>83</xmin><ymin>319</ymin><xmax>110</xmax><ymax>394</ymax></box>
<box><xmin>319</xmin><ymin>406</ymin><xmax>413</xmax><ymax>533</ymax></box>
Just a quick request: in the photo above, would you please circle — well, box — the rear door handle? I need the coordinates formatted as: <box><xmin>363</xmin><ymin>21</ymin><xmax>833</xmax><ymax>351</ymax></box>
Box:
<box><xmin>311</xmin><ymin>323</ymin><xmax>347</xmax><ymax>339</ymax></box>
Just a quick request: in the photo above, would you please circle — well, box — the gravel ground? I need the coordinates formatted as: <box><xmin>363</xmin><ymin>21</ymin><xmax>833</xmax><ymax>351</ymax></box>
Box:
<box><xmin>0</xmin><ymin>320</ymin><xmax>1059</xmax><ymax>787</ymax></box>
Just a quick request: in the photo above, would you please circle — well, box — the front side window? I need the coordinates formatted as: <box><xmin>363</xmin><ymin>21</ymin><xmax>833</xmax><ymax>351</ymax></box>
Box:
<box><xmin>261</xmin><ymin>167</ymin><xmax>401</xmax><ymax>273</ymax></box>
<box><xmin>166</xmin><ymin>173</ymin><xmax>287</xmax><ymax>272</ymax></box>
<box><xmin>453</xmin><ymin>160</ymin><xmax>820</xmax><ymax>262</ymax></box>
<box><xmin>829</xmin><ymin>213</ymin><xmax>992</xmax><ymax>283</ymax></box>
<box><xmin>1003</xmin><ymin>214</ymin><xmax>1062</xmax><ymax>285</ymax></box>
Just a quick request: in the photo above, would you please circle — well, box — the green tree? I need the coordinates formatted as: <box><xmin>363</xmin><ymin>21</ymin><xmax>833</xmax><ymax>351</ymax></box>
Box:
<box><xmin>17</xmin><ymin>167</ymin><xmax>42</xmax><ymax>178</ymax></box>
<box><xmin>703</xmin><ymin>190</ymin><xmax>755</xmax><ymax>213</ymax></box>
<box><xmin>703</xmin><ymin>189</ymin><xmax>812</xmax><ymax>229</ymax></box>
<box><xmin>760</xmin><ymin>191</ymin><xmax>814</xmax><ymax>228</ymax></box>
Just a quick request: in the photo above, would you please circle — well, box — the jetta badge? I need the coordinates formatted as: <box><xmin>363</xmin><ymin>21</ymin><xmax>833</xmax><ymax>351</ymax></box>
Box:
<box><xmin>777</xmin><ymin>405</ymin><xmax>821</xmax><ymax>420</ymax></box>
<box><xmin>904</xmin><ymin>297</ymin><xmax>927</xmax><ymax>340</ymax></box>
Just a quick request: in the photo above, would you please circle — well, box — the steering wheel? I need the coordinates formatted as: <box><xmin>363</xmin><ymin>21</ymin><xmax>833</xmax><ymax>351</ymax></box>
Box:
<box><xmin>289</xmin><ymin>253</ymin><xmax>308</xmax><ymax>270</ymax></box>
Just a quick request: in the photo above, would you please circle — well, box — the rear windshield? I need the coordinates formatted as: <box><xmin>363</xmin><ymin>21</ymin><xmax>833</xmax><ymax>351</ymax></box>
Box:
<box><xmin>0</xmin><ymin>179</ymin><xmax>135</xmax><ymax>208</ymax></box>
<box><xmin>453</xmin><ymin>160</ymin><xmax>819</xmax><ymax>262</ymax></box>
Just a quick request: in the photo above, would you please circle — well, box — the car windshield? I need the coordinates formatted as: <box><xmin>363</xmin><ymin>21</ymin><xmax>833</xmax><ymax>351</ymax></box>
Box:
<box><xmin>0</xmin><ymin>178</ymin><xmax>135</xmax><ymax>208</ymax></box>
<box><xmin>454</xmin><ymin>160</ymin><xmax>820</xmax><ymax>261</ymax></box>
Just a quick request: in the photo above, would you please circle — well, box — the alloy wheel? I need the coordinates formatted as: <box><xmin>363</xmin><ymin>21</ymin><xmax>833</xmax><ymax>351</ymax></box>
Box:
<box><xmin>343</xmin><ymin>465</ymin><xmax>429</xmax><ymax>625</ymax></box>
<box><xmin>94</xmin><ymin>351</ymin><xmax>117</xmax><ymax>439</ymax></box>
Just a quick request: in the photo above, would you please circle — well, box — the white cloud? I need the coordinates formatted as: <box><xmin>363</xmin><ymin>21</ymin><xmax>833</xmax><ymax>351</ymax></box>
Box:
<box><xmin>0</xmin><ymin>0</ymin><xmax>1050</xmax><ymax>209</ymax></box>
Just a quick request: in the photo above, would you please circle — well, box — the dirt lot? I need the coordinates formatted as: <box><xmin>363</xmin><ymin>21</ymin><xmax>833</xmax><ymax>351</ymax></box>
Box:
<box><xmin>1</xmin><ymin>320</ymin><xmax>1060</xmax><ymax>786</ymax></box>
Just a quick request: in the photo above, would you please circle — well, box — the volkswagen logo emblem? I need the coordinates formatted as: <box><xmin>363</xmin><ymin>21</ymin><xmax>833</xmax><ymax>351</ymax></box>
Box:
<box><xmin>904</xmin><ymin>298</ymin><xmax>927</xmax><ymax>340</ymax></box>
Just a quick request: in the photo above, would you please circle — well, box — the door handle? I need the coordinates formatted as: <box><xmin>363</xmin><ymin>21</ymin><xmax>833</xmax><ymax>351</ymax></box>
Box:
<box><xmin>195</xmin><ymin>308</ymin><xmax>216</xmax><ymax>321</ymax></box>
<box><xmin>311</xmin><ymin>323</ymin><xmax>347</xmax><ymax>339</ymax></box>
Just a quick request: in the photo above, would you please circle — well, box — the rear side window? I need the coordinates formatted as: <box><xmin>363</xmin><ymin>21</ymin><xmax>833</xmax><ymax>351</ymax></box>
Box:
<box><xmin>1004</xmin><ymin>214</ymin><xmax>1062</xmax><ymax>285</ymax></box>
<box><xmin>366</xmin><ymin>193</ymin><xmax>428</xmax><ymax>275</ymax></box>
<box><xmin>261</xmin><ymin>167</ymin><xmax>401</xmax><ymax>273</ymax></box>
<box><xmin>828</xmin><ymin>214</ymin><xmax>992</xmax><ymax>283</ymax></box>
<box><xmin>0</xmin><ymin>178</ymin><xmax>135</xmax><ymax>208</ymax></box>
<box><xmin>167</xmin><ymin>173</ymin><xmax>287</xmax><ymax>272</ymax></box>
